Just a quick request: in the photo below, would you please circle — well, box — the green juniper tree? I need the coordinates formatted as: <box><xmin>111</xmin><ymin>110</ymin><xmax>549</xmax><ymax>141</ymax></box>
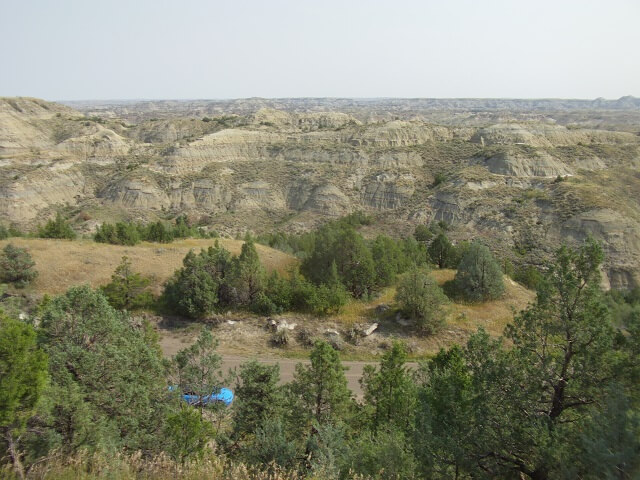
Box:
<box><xmin>0</xmin><ymin>244</ymin><xmax>38</xmax><ymax>288</ymax></box>
<box><xmin>0</xmin><ymin>314</ymin><xmax>48</xmax><ymax>479</ymax></box>
<box><xmin>360</xmin><ymin>342</ymin><xmax>417</xmax><ymax>435</ymax></box>
<box><xmin>39</xmin><ymin>286</ymin><xmax>168</xmax><ymax>453</ymax></box>
<box><xmin>290</xmin><ymin>341</ymin><xmax>351</xmax><ymax>427</ymax></box>
<box><xmin>454</xmin><ymin>241</ymin><xmax>504</xmax><ymax>301</ymax></box>
<box><xmin>101</xmin><ymin>256</ymin><xmax>153</xmax><ymax>310</ymax></box>
<box><xmin>428</xmin><ymin>233</ymin><xmax>455</xmax><ymax>269</ymax></box>
<box><xmin>232</xmin><ymin>360</ymin><xmax>281</xmax><ymax>440</ymax></box>
<box><xmin>38</xmin><ymin>213</ymin><xmax>76</xmax><ymax>240</ymax></box>
<box><xmin>395</xmin><ymin>267</ymin><xmax>448</xmax><ymax>334</ymax></box>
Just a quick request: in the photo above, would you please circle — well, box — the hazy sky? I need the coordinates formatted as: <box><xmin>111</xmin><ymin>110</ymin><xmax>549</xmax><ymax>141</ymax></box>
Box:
<box><xmin>2</xmin><ymin>0</ymin><xmax>639</xmax><ymax>100</ymax></box>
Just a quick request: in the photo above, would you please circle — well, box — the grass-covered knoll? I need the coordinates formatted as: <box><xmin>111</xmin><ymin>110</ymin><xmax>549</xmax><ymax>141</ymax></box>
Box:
<box><xmin>0</xmin><ymin>238</ymin><xmax>296</xmax><ymax>295</ymax></box>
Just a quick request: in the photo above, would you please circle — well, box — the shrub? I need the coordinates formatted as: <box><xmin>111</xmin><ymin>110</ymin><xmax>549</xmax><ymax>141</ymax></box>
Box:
<box><xmin>0</xmin><ymin>243</ymin><xmax>38</xmax><ymax>287</ymax></box>
<box><xmin>395</xmin><ymin>268</ymin><xmax>448</xmax><ymax>334</ymax></box>
<box><xmin>454</xmin><ymin>242</ymin><xmax>505</xmax><ymax>302</ymax></box>
<box><xmin>38</xmin><ymin>213</ymin><xmax>76</xmax><ymax>239</ymax></box>
<box><xmin>101</xmin><ymin>256</ymin><xmax>154</xmax><ymax>310</ymax></box>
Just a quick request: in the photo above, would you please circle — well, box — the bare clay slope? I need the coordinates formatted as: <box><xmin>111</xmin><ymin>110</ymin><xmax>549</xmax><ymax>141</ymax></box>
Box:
<box><xmin>1</xmin><ymin>97</ymin><xmax>640</xmax><ymax>289</ymax></box>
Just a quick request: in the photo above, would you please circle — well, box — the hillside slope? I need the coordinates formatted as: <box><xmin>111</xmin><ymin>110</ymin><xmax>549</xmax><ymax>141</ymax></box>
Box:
<box><xmin>1</xmin><ymin>97</ymin><xmax>639</xmax><ymax>289</ymax></box>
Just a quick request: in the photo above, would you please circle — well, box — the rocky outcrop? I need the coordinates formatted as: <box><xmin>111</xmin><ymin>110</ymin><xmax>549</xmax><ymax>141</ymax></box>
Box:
<box><xmin>482</xmin><ymin>151</ymin><xmax>572</xmax><ymax>177</ymax></box>
<box><xmin>559</xmin><ymin>209</ymin><xmax>640</xmax><ymax>290</ymax></box>
<box><xmin>99</xmin><ymin>178</ymin><xmax>171</xmax><ymax>210</ymax></box>
<box><xmin>362</xmin><ymin>173</ymin><xmax>415</xmax><ymax>209</ymax></box>
<box><xmin>3</xmin><ymin>98</ymin><xmax>640</xmax><ymax>290</ymax></box>
<box><xmin>0</xmin><ymin>168</ymin><xmax>87</xmax><ymax>223</ymax></box>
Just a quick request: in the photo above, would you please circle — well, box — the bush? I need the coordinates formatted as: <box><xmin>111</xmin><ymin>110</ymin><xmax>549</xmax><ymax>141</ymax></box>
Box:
<box><xmin>38</xmin><ymin>213</ymin><xmax>76</xmax><ymax>239</ymax></box>
<box><xmin>454</xmin><ymin>242</ymin><xmax>505</xmax><ymax>302</ymax></box>
<box><xmin>395</xmin><ymin>268</ymin><xmax>448</xmax><ymax>334</ymax></box>
<box><xmin>0</xmin><ymin>243</ymin><xmax>38</xmax><ymax>287</ymax></box>
<box><xmin>101</xmin><ymin>256</ymin><xmax>154</xmax><ymax>310</ymax></box>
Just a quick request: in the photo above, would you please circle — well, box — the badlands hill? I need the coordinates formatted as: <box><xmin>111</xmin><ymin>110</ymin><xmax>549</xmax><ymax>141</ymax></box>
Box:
<box><xmin>1</xmin><ymin>96</ymin><xmax>639</xmax><ymax>289</ymax></box>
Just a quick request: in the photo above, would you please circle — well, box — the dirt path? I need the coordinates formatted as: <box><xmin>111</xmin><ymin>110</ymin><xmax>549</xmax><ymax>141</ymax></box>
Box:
<box><xmin>219</xmin><ymin>355</ymin><xmax>381</xmax><ymax>396</ymax></box>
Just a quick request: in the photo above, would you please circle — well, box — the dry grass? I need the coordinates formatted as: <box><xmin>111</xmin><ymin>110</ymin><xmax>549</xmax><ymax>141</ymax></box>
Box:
<box><xmin>3</xmin><ymin>450</ymin><xmax>327</xmax><ymax>480</ymax></box>
<box><xmin>0</xmin><ymin>238</ymin><xmax>297</xmax><ymax>296</ymax></box>
<box><xmin>332</xmin><ymin>269</ymin><xmax>534</xmax><ymax>338</ymax></box>
<box><xmin>431</xmin><ymin>269</ymin><xmax>535</xmax><ymax>337</ymax></box>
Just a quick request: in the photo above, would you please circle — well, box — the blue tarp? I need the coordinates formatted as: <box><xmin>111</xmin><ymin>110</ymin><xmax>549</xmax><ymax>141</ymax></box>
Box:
<box><xmin>168</xmin><ymin>386</ymin><xmax>234</xmax><ymax>406</ymax></box>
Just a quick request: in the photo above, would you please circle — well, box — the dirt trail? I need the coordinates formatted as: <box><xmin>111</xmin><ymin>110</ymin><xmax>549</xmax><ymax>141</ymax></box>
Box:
<box><xmin>219</xmin><ymin>355</ymin><xmax>382</xmax><ymax>396</ymax></box>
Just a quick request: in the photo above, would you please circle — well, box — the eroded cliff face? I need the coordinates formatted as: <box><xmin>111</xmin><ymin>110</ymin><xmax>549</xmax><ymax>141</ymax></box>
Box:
<box><xmin>1</xmin><ymin>97</ymin><xmax>640</xmax><ymax>289</ymax></box>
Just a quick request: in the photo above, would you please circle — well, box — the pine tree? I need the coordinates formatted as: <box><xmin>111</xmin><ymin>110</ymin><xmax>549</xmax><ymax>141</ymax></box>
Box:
<box><xmin>0</xmin><ymin>243</ymin><xmax>38</xmax><ymax>288</ymax></box>
<box><xmin>454</xmin><ymin>241</ymin><xmax>504</xmax><ymax>301</ymax></box>
<box><xmin>38</xmin><ymin>213</ymin><xmax>76</xmax><ymax>239</ymax></box>
<box><xmin>101</xmin><ymin>256</ymin><xmax>153</xmax><ymax>310</ymax></box>
<box><xmin>0</xmin><ymin>314</ymin><xmax>48</xmax><ymax>479</ymax></box>
<box><xmin>290</xmin><ymin>341</ymin><xmax>351</xmax><ymax>426</ymax></box>
<box><xmin>232</xmin><ymin>360</ymin><xmax>281</xmax><ymax>439</ymax></box>
<box><xmin>360</xmin><ymin>342</ymin><xmax>417</xmax><ymax>434</ymax></box>
<box><xmin>395</xmin><ymin>267</ymin><xmax>448</xmax><ymax>334</ymax></box>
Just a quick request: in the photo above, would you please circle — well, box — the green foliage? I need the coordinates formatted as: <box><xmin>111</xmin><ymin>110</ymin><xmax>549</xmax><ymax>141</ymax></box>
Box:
<box><xmin>432</xmin><ymin>172</ymin><xmax>447</xmax><ymax>186</ymax></box>
<box><xmin>0</xmin><ymin>244</ymin><xmax>38</xmax><ymax>288</ymax></box>
<box><xmin>163</xmin><ymin>243</ymin><xmax>233</xmax><ymax>318</ymax></box>
<box><xmin>0</xmin><ymin>224</ymin><xmax>8</xmax><ymax>240</ymax></box>
<box><xmin>513</xmin><ymin>264</ymin><xmax>544</xmax><ymax>290</ymax></box>
<box><xmin>229</xmin><ymin>239</ymin><xmax>265</xmax><ymax>306</ymax></box>
<box><xmin>38</xmin><ymin>213</ymin><xmax>76</xmax><ymax>240</ymax></box>
<box><xmin>164</xmin><ymin>405</ymin><xmax>214</xmax><ymax>464</ymax></box>
<box><xmin>290</xmin><ymin>341</ymin><xmax>351</xmax><ymax>426</ymax></box>
<box><xmin>414</xmin><ymin>239</ymin><xmax>635</xmax><ymax>479</ymax></box>
<box><xmin>100</xmin><ymin>256</ymin><xmax>153</xmax><ymax>310</ymax></box>
<box><xmin>245</xmin><ymin>417</ymin><xmax>298</xmax><ymax>469</ymax></box>
<box><xmin>454</xmin><ymin>241</ymin><xmax>505</xmax><ymax>301</ymax></box>
<box><xmin>302</xmin><ymin>222</ymin><xmax>375</xmax><ymax>298</ymax></box>
<box><xmin>360</xmin><ymin>342</ymin><xmax>417</xmax><ymax>434</ymax></box>
<box><xmin>413</xmin><ymin>224</ymin><xmax>432</xmax><ymax>243</ymax></box>
<box><xmin>94</xmin><ymin>221</ymin><xmax>140</xmax><ymax>245</ymax></box>
<box><xmin>144</xmin><ymin>221</ymin><xmax>174</xmax><ymax>243</ymax></box>
<box><xmin>565</xmin><ymin>386</ymin><xmax>640</xmax><ymax>479</ymax></box>
<box><xmin>232</xmin><ymin>360</ymin><xmax>281</xmax><ymax>440</ymax></box>
<box><xmin>427</xmin><ymin>232</ymin><xmax>455</xmax><ymax>268</ymax></box>
<box><xmin>0</xmin><ymin>314</ymin><xmax>48</xmax><ymax>478</ymax></box>
<box><xmin>95</xmin><ymin>216</ymin><xmax>204</xmax><ymax>246</ymax></box>
<box><xmin>349</xmin><ymin>427</ymin><xmax>417</xmax><ymax>480</ymax></box>
<box><xmin>395</xmin><ymin>268</ymin><xmax>448</xmax><ymax>334</ymax></box>
<box><xmin>172</xmin><ymin>328</ymin><xmax>225</xmax><ymax>413</ymax></box>
<box><xmin>39</xmin><ymin>286</ymin><xmax>168</xmax><ymax>453</ymax></box>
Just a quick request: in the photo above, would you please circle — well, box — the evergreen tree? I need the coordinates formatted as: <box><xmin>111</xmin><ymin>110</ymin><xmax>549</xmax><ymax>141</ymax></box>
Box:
<box><xmin>454</xmin><ymin>241</ymin><xmax>504</xmax><ymax>301</ymax></box>
<box><xmin>172</xmin><ymin>329</ymin><xmax>225</xmax><ymax>415</ymax></box>
<box><xmin>0</xmin><ymin>243</ymin><xmax>38</xmax><ymax>288</ymax></box>
<box><xmin>0</xmin><ymin>314</ymin><xmax>48</xmax><ymax>479</ymax></box>
<box><xmin>164</xmin><ymin>405</ymin><xmax>214</xmax><ymax>465</ymax></box>
<box><xmin>163</xmin><ymin>250</ymin><xmax>219</xmax><ymax>318</ymax></box>
<box><xmin>114</xmin><ymin>222</ymin><xmax>141</xmax><ymax>245</ymax></box>
<box><xmin>38</xmin><ymin>213</ymin><xmax>76</xmax><ymax>240</ymax></box>
<box><xmin>370</xmin><ymin>235</ymin><xmax>407</xmax><ymax>286</ymax></box>
<box><xmin>290</xmin><ymin>341</ymin><xmax>351</xmax><ymax>426</ymax></box>
<box><xmin>145</xmin><ymin>221</ymin><xmax>173</xmax><ymax>243</ymax></box>
<box><xmin>232</xmin><ymin>360</ymin><xmax>281</xmax><ymax>439</ymax></box>
<box><xmin>413</xmin><ymin>224</ymin><xmax>433</xmax><ymax>243</ymax></box>
<box><xmin>428</xmin><ymin>233</ymin><xmax>455</xmax><ymax>268</ymax></box>
<box><xmin>395</xmin><ymin>267</ymin><xmax>448</xmax><ymax>334</ymax></box>
<box><xmin>101</xmin><ymin>256</ymin><xmax>153</xmax><ymax>310</ymax></box>
<box><xmin>360</xmin><ymin>342</ymin><xmax>417</xmax><ymax>434</ymax></box>
<box><xmin>302</xmin><ymin>223</ymin><xmax>375</xmax><ymax>298</ymax></box>
<box><xmin>230</xmin><ymin>239</ymin><xmax>265</xmax><ymax>305</ymax></box>
<box><xmin>39</xmin><ymin>286</ymin><xmax>168</xmax><ymax>453</ymax></box>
